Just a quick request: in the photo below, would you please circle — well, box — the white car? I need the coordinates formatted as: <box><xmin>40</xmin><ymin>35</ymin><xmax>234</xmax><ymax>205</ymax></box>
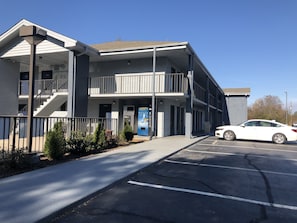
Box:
<box><xmin>215</xmin><ymin>119</ymin><xmax>297</xmax><ymax>144</ymax></box>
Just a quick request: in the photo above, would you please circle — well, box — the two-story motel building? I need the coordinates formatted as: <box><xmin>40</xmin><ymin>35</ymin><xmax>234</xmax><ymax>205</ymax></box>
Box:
<box><xmin>0</xmin><ymin>19</ymin><xmax>229</xmax><ymax>139</ymax></box>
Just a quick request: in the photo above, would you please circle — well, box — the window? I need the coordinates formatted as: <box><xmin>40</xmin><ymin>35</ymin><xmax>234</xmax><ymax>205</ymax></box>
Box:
<box><xmin>99</xmin><ymin>104</ymin><xmax>111</xmax><ymax>118</ymax></box>
<box><xmin>245</xmin><ymin>121</ymin><xmax>259</xmax><ymax>127</ymax></box>
<box><xmin>41</xmin><ymin>70</ymin><xmax>53</xmax><ymax>79</ymax></box>
<box><xmin>20</xmin><ymin>72</ymin><xmax>29</xmax><ymax>80</ymax></box>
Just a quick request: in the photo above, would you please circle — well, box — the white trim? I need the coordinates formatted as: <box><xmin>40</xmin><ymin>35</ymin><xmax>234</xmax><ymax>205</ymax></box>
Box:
<box><xmin>0</xmin><ymin>19</ymin><xmax>77</xmax><ymax>48</ymax></box>
<box><xmin>0</xmin><ymin>19</ymin><xmax>98</xmax><ymax>56</ymax></box>
<box><xmin>89</xmin><ymin>93</ymin><xmax>186</xmax><ymax>98</ymax></box>
<box><xmin>100</xmin><ymin>45</ymin><xmax>187</xmax><ymax>56</ymax></box>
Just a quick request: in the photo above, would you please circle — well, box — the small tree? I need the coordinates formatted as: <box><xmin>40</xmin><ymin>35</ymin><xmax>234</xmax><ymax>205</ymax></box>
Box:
<box><xmin>98</xmin><ymin>129</ymin><xmax>107</xmax><ymax>148</ymax></box>
<box><xmin>44</xmin><ymin>121</ymin><xmax>66</xmax><ymax>160</ymax></box>
<box><xmin>121</xmin><ymin>122</ymin><xmax>133</xmax><ymax>142</ymax></box>
<box><xmin>93</xmin><ymin>123</ymin><xmax>107</xmax><ymax>149</ymax></box>
<box><xmin>93</xmin><ymin>122</ymin><xmax>103</xmax><ymax>145</ymax></box>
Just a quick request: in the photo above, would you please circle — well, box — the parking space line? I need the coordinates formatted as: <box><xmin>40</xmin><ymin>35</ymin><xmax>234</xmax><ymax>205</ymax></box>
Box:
<box><xmin>185</xmin><ymin>149</ymin><xmax>297</xmax><ymax>162</ymax></box>
<box><xmin>197</xmin><ymin>143</ymin><xmax>297</xmax><ymax>154</ymax></box>
<box><xmin>212</xmin><ymin>140</ymin><xmax>218</xmax><ymax>145</ymax></box>
<box><xmin>128</xmin><ymin>180</ymin><xmax>297</xmax><ymax>211</ymax></box>
<box><xmin>164</xmin><ymin>159</ymin><xmax>297</xmax><ymax>177</ymax></box>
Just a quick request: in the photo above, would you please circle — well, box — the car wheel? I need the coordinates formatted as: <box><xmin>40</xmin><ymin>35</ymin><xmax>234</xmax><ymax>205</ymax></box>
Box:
<box><xmin>272</xmin><ymin>133</ymin><xmax>286</xmax><ymax>144</ymax></box>
<box><xmin>223</xmin><ymin>130</ymin><xmax>235</xmax><ymax>141</ymax></box>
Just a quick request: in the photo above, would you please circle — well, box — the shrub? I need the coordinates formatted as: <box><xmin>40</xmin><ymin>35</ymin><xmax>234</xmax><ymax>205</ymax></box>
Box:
<box><xmin>1</xmin><ymin>149</ymin><xmax>31</xmax><ymax>169</ymax></box>
<box><xmin>44</xmin><ymin>121</ymin><xmax>66</xmax><ymax>160</ymax></box>
<box><xmin>67</xmin><ymin>131</ymin><xmax>93</xmax><ymax>155</ymax></box>
<box><xmin>122</xmin><ymin>123</ymin><xmax>134</xmax><ymax>142</ymax></box>
<box><xmin>98</xmin><ymin>129</ymin><xmax>107</xmax><ymax>148</ymax></box>
<box><xmin>93</xmin><ymin>123</ymin><xmax>103</xmax><ymax>145</ymax></box>
<box><xmin>93</xmin><ymin>123</ymin><xmax>109</xmax><ymax>149</ymax></box>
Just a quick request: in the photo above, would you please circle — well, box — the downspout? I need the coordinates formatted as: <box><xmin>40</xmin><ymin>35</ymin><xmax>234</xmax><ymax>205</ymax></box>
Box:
<box><xmin>150</xmin><ymin>47</ymin><xmax>156</xmax><ymax>140</ymax></box>
<box><xmin>72</xmin><ymin>54</ymin><xmax>77</xmax><ymax>118</ymax></box>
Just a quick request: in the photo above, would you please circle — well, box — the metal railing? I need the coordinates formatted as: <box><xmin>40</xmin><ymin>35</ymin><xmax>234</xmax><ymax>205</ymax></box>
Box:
<box><xmin>19</xmin><ymin>79</ymin><xmax>68</xmax><ymax>96</ymax></box>
<box><xmin>19</xmin><ymin>79</ymin><xmax>68</xmax><ymax>114</ymax></box>
<box><xmin>0</xmin><ymin>116</ymin><xmax>118</xmax><ymax>154</ymax></box>
<box><xmin>193</xmin><ymin>82</ymin><xmax>206</xmax><ymax>102</ymax></box>
<box><xmin>88</xmin><ymin>73</ymin><xmax>188</xmax><ymax>95</ymax></box>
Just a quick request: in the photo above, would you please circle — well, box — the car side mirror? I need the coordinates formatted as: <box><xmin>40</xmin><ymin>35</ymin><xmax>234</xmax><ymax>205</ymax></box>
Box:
<box><xmin>240</xmin><ymin>124</ymin><xmax>245</xmax><ymax>128</ymax></box>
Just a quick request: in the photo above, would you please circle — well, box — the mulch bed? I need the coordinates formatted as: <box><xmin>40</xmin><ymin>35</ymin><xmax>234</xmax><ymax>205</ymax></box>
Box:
<box><xmin>0</xmin><ymin>139</ymin><xmax>144</xmax><ymax>179</ymax></box>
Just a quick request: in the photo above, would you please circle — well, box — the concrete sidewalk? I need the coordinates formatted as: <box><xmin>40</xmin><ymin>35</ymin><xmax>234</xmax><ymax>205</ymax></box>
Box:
<box><xmin>0</xmin><ymin>135</ymin><xmax>206</xmax><ymax>223</ymax></box>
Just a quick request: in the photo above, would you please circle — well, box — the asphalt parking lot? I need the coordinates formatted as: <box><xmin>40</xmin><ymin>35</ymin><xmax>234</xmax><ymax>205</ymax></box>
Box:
<box><xmin>50</xmin><ymin>137</ymin><xmax>297</xmax><ymax>223</ymax></box>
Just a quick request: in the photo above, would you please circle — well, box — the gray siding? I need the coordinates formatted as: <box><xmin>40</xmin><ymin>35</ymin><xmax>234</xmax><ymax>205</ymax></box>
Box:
<box><xmin>0</xmin><ymin>60</ymin><xmax>19</xmax><ymax>115</ymax></box>
<box><xmin>89</xmin><ymin>57</ymin><xmax>171</xmax><ymax>76</ymax></box>
<box><xmin>226</xmin><ymin>96</ymin><xmax>248</xmax><ymax>125</ymax></box>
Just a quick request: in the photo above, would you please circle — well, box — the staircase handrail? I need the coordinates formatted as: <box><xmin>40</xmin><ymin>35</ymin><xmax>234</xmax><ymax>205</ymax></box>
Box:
<box><xmin>19</xmin><ymin>79</ymin><xmax>56</xmax><ymax>114</ymax></box>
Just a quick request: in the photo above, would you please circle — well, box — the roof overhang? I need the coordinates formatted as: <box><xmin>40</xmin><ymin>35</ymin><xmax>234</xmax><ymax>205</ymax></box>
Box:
<box><xmin>0</xmin><ymin>19</ymin><xmax>99</xmax><ymax>57</ymax></box>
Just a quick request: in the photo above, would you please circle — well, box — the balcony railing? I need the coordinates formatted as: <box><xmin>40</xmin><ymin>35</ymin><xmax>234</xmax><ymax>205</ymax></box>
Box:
<box><xmin>18</xmin><ymin>79</ymin><xmax>68</xmax><ymax>114</ymax></box>
<box><xmin>88</xmin><ymin>73</ymin><xmax>188</xmax><ymax>95</ymax></box>
<box><xmin>193</xmin><ymin>82</ymin><xmax>206</xmax><ymax>102</ymax></box>
<box><xmin>19</xmin><ymin>79</ymin><xmax>68</xmax><ymax>96</ymax></box>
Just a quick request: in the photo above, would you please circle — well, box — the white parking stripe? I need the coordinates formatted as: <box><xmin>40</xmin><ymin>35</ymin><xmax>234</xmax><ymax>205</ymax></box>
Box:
<box><xmin>128</xmin><ymin>180</ymin><xmax>297</xmax><ymax>211</ymax></box>
<box><xmin>185</xmin><ymin>149</ymin><xmax>297</xmax><ymax>162</ymax></box>
<box><xmin>164</xmin><ymin>159</ymin><xmax>297</xmax><ymax>177</ymax></box>
<box><xmin>212</xmin><ymin>140</ymin><xmax>218</xmax><ymax>145</ymax></box>
<box><xmin>197</xmin><ymin>143</ymin><xmax>297</xmax><ymax>154</ymax></box>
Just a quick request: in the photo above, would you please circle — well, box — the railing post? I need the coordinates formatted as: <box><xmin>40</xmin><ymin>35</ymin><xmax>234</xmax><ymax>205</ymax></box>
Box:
<box><xmin>12</xmin><ymin>117</ymin><xmax>17</xmax><ymax>152</ymax></box>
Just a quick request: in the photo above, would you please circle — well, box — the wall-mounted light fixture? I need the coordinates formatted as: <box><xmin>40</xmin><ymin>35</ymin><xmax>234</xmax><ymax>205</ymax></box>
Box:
<box><xmin>112</xmin><ymin>100</ymin><xmax>116</xmax><ymax>105</ymax></box>
<box><xmin>127</xmin><ymin>60</ymin><xmax>131</xmax><ymax>65</ymax></box>
<box><xmin>159</xmin><ymin>100</ymin><xmax>163</xmax><ymax>104</ymax></box>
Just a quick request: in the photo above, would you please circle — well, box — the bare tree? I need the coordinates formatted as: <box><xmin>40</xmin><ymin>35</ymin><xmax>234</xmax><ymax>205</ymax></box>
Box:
<box><xmin>248</xmin><ymin>95</ymin><xmax>286</xmax><ymax>123</ymax></box>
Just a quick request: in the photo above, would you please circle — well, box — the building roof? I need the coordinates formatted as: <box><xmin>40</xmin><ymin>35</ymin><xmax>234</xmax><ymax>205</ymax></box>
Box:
<box><xmin>223</xmin><ymin>88</ymin><xmax>251</xmax><ymax>96</ymax></box>
<box><xmin>0</xmin><ymin>19</ymin><xmax>98</xmax><ymax>57</ymax></box>
<box><xmin>91</xmin><ymin>41</ymin><xmax>182</xmax><ymax>52</ymax></box>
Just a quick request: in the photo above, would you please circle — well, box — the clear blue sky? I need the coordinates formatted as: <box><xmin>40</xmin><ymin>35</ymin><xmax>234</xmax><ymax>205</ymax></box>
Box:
<box><xmin>1</xmin><ymin>0</ymin><xmax>296</xmax><ymax>112</ymax></box>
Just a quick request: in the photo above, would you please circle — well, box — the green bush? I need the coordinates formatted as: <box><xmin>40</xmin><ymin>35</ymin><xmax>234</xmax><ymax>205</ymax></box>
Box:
<box><xmin>121</xmin><ymin>123</ymin><xmax>134</xmax><ymax>142</ymax></box>
<box><xmin>93</xmin><ymin>123</ymin><xmax>109</xmax><ymax>149</ymax></box>
<box><xmin>98</xmin><ymin>129</ymin><xmax>107</xmax><ymax>148</ymax></box>
<box><xmin>67</xmin><ymin>131</ymin><xmax>93</xmax><ymax>155</ymax></box>
<box><xmin>44</xmin><ymin>121</ymin><xmax>66</xmax><ymax>160</ymax></box>
<box><xmin>93</xmin><ymin>123</ymin><xmax>103</xmax><ymax>145</ymax></box>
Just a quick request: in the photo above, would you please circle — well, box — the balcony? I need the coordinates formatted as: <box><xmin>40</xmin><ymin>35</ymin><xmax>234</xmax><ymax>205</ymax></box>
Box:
<box><xmin>88</xmin><ymin>72</ymin><xmax>188</xmax><ymax>95</ymax></box>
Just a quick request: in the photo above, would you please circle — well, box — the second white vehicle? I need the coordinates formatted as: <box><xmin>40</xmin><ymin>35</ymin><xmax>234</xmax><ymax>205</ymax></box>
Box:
<box><xmin>215</xmin><ymin>119</ymin><xmax>297</xmax><ymax>144</ymax></box>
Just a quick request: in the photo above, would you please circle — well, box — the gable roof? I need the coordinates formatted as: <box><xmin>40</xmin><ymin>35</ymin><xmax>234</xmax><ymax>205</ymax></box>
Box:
<box><xmin>0</xmin><ymin>19</ymin><xmax>98</xmax><ymax>56</ymax></box>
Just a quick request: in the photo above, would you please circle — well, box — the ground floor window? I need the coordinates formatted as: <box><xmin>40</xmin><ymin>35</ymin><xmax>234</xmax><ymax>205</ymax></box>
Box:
<box><xmin>99</xmin><ymin>104</ymin><xmax>111</xmax><ymax>118</ymax></box>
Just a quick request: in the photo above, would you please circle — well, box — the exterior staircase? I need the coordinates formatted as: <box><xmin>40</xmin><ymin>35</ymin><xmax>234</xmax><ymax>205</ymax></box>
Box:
<box><xmin>34</xmin><ymin>92</ymin><xmax>68</xmax><ymax>117</ymax></box>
